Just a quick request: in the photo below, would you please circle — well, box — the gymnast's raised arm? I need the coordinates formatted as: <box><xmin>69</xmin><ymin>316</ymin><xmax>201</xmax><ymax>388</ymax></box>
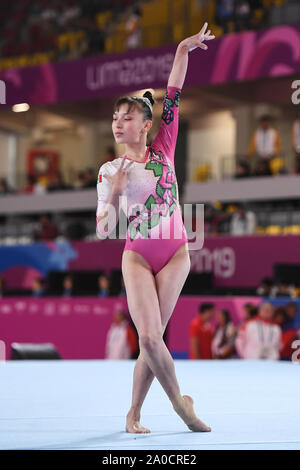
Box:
<box><xmin>167</xmin><ymin>22</ymin><xmax>215</xmax><ymax>90</ymax></box>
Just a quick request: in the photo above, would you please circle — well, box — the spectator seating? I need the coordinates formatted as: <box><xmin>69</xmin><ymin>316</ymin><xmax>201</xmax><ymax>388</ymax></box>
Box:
<box><xmin>0</xmin><ymin>0</ymin><xmax>295</xmax><ymax>70</ymax></box>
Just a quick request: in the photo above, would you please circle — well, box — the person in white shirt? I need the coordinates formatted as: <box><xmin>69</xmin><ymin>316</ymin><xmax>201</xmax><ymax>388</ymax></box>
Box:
<box><xmin>105</xmin><ymin>309</ymin><xmax>137</xmax><ymax>360</ymax></box>
<box><xmin>248</xmin><ymin>115</ymin><xmax>281</xmax><ymax>160</ymax></box>
<box><xmin>235</xmin><ymin>302</ymin><xmax>282</xmax><ymax>360</ymax></box>
<box><xmin>230</xmin><ymin>203</ymin><xmax>256</xmax><ymax>235</ymax></box>
<box><xmin>248</xmin><ymin>115</ymin><xmax>281</xmax><ymax>176</ymax></box>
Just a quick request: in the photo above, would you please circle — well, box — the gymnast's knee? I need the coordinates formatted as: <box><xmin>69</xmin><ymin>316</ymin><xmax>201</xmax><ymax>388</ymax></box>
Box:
<box><xmin>139</xmin><ymin>331</ymin><xmax>163</xmax><ymax>351</ymax></box>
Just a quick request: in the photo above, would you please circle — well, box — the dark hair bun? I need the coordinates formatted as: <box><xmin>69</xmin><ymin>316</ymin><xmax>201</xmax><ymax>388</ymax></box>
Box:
<box><xmin>143</xmin><ymin>91</ymin><xmax>155</xmax><ymax>106</ymax></box>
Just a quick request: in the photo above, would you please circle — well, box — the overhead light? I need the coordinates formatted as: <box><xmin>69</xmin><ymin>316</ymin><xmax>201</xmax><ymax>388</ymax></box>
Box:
<box><xmin>12</xmin><ymin>103</ymin><xmax>30</xmax><ymax>112</ymax></box>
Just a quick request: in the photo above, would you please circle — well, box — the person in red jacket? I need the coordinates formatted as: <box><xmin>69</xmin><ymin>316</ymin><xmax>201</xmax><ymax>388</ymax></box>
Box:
<box><xmin>189</xmin><ymin>303</ymin><xmax>215</xmax><ymax>359</ymax></box>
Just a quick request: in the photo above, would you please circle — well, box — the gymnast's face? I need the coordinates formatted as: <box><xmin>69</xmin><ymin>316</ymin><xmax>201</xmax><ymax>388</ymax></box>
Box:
<box><xmin>112</xmin><ymin>103</ymin><xmax>151</xmax><ymax>145</ymax></box>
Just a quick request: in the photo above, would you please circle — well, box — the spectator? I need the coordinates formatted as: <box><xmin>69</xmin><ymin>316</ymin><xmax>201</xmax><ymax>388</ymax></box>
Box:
<box><xmin>105</xmin><ymin>308</ymin><xmax>138</xmax><ymax>359</ymax></box>
<box><xmin>234</xmin><ymin>303</ymin><xmax>258</xmax><ymax>350</ymax></box>
<box><xmin>19</xmin><ymin>174</ymin><xmax>47</xmax><ymax>195</ymax></box>
<box><xmin>19</xmin><ymin>175</ymin><xmax>37</xmax><ymax>194</ymax></box>
<box><xmin>273</xmin><ymin>306</ymin><xmax>298</xmax><ymax>361</ymax></box>
<box><xmin>0</xmin><ymin>178</ymin><xmax>14</xmax><ymax>195</ymax></box>
<box><xmin>202</xmin><ymin>204</ymin><xmax>227</xmax><ymax>235</ymax></box>
<box><xmin>235</xmin><ymin>302</ymin><xmax>282</xmax><ymax>359</ymax></box>
<box><xmin>248</xmin><ymin>115</ymin><xmax>281</xmax><ymax>176</ymax></box>
<box><xmin>202</xmin><ymin>204</ymin><xmax>216</xmax><ymax>235</ymax></box>
<box><xmin>125</xmin><ymin>6</ymin><xmax>142</xmax><ymax>50</ymax></box>
<box><xmin>31</xmin><ymin>175</ymin><xmax>47</xmax><ymax>195</ymax></box>
<box><xmin>234</xmin><ymin>159</ymin><xmax>251</xmax><ymax>178</ymax></box>
<box><xmin>234</xmin><ymin>0</ymin><xmax>251</xmax><ymax>31</ymax></box>
<box><xmin>31</xmin><ymin>278</ymin><xmax>45</xmax><ymax>297</ymax></box>
<box><xmin>270</xmin><ymin>280</ymin><xmax>293</xmax><ymax>298</ymax></box>
<box><xmin>32</xmin><ymin>213</ymin><xmax>59</xmax><ymax>241</ymax></box>
<box><xmin>211</xmin><ymin>309</ymin><xmax>237</xmax><ymax>359</ymax></box>
<box><xmin>84</xmin><ymin>17</ymin><xmax>105</xmax><ymax>56</ymax></box>
<box><xmin>243</xmin><ymin>302</ymin><xmax>258</xmax><ymax>321</ymax></box>
<box><xmin>284</xmin><ymin>302</ymin><xmax>299</xmax><ymax>330</ymax></box>
<box><xmin>291</xmin><ymin>111</ymin><xmax>300</xmax><ymax>174</ymax></box>
<box><xmin>119</xmin><ymin>275</ymin><xmax>126</xmax><ymax>296</ymax></box>
<box><xmin>256</xmin><ymin>277</ymin><xmax>274</xmax><ymax>297</ymax></box>
<box><xmin>215</xmin><ymin>0</ymin><xmax>235</xmax><ymax>34</ymax></box>
<box><xmin>229</xmin><ymin>203</ymin><xmax>256</xmax><ymax>235</ymax></box>
<box><xmin>62</xmin><ymin>2</ymin><xmax>81</xmax><ymax>28</ymax></box>
<box><xmin>291</xmin><ymin>281</ymin><xmax>300</xmax><ymax>299</ymax></box>
<box><xmin>47</xmin><ymin>172</ymin><xmax>70</xmax><ymax>192</ymax></box>
<box><xmin>84</xmin><ymin>168</ymin><xmax>97</xmax><ymax>188</ymax></box>
<box><xmin>40</xmin><ymin>5</ymin><xmax>58</xmax><ymax>23</ymax></box>
<box><xmin>73</xmin><ymin>171</ymin><xmax>86</xmax><ymax>189</ymax></box>
<box><xmin>98</xmin><ymin>274</ymin><xmax>110</xmax><ymax>297</ymax></box>
<box><xmin>194</xmin><ymin>203</ymin><xmax>231</xmax><ymax>235</ymax></box>
<box><xmin>62</xmin><ymin>275</ymin><xmax>74</xmax><ymax>297</ymax></box>
<box><xmin>189</xmin><ymin>302</ymin><xmax>215</xmax><ymax>360</ymax></box>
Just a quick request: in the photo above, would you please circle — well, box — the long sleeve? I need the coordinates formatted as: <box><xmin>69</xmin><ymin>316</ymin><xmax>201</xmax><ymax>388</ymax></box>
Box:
<box><xmin>151</xmin><ymin>85</ymin><xmax>181</xmax><ymax>164</ymax></box>
<box><xmin>96</xmin><ymin>162</ymin><xmax>114</xmax><ymax>239</ymax></box>
<box><xmin>96</xmin><ymin>162</ymin><xmax>112</xmax><ymax>215</ymax></box>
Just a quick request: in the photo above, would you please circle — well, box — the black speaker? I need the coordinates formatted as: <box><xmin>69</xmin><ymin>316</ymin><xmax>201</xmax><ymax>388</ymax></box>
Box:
<box><xmin>182</xmin><ymin>272</ymin><xmax>213</xmax><ymax>295</ymax></box>
<box><xmin>10</xmin><ymin>343</ymin><xmax>62</xmax><ymax>360</ymax></box>
<box><xmin>109</xmin><ymin>269</ymin><xmax>123</xmax><ymax>296</ymax></box>
<box><xmin>274</xmin><ymin>263</ymin><xmax>300</xmax><ymax>285</ymax></box>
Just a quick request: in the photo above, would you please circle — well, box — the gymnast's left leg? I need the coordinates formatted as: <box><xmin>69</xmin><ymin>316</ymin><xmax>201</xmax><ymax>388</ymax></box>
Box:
<box><xmin>125</xmin><ymin>244</ymin><xmax>211</xmax><ymax>433</ymax></box>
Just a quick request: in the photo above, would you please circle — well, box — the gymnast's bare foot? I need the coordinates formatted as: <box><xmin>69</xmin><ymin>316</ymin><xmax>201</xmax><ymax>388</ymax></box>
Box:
<box><xmin>125</xmin><ymin>408</ymin><xmax>151</xmax><ymax>434</ymax></box>
<box><xmin>172</xmin><ymin>394</ymin><xmax>211</xmax><ymax>432</ymax></box>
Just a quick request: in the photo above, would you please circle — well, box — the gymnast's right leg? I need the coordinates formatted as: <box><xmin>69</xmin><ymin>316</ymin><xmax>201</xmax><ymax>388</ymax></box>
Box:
<box><xmin>124</xmin><ymin>245</ymin><xmax>189</xmax><ymax>433</ymax></box>
<box><xmin>122</xmin><ymin>249</ymin><xmax>211</xmax><ymax>433</ymax></box>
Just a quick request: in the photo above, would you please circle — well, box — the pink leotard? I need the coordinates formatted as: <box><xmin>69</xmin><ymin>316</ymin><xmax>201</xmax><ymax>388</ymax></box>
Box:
<box><xmin>96</xmin><ymin>85</ymin><xmax>188</xmax><ymax>275</ymax></box>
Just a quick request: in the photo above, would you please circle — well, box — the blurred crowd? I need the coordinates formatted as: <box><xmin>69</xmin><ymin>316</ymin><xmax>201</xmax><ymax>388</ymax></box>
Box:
<box><xmin>189</xmin><ymin>300</ymin><xmax>300</xmax><ymax>361</ymax></box>
<box><xmin>0</xmin><ymin>146</ymin><xmax>116</xmax><ymax>197</ymax></box>
<box><xmin>198</xmin><ymin>202</ymin><xmax>257</xmax><ymax>236</ymax></box>
<box><xmin>0</xmin><ymin>0</ymin><xmax>138</xmax><ymax>60</ymax></box>
<box><xmin>215</xmin><ymin>0</ymin><xmax>280</xmax><ymax>34</ymax></box>
<box><xmin>0</xmin><ymin>0</ymin><xmax>294</xmax><ymax>64</ymax></box>
<box><xmin>256</xmin><ymin>277</ymin><xmax>300</xmax><ymax>298</ymax></box>
<box><xmin>1</xmin><ymin>111</ymin><xmax>300</xmax><ymax>198</ymax></box>
<box><xmin>0</xmin><ymin>168</ymin><xmax>97</xmax><ymax>196</ymax></box>
<box><xmin>0</xmin><ymin>273</ymin><xmax>126</xmax><ymax>298</ymax></box>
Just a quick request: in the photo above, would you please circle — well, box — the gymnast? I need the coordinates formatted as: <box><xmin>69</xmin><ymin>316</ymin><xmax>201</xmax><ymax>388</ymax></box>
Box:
<box><xmin>96</xmin><ymin>22</ymin><xmax>215</xmax><ymax>433</ymax></box>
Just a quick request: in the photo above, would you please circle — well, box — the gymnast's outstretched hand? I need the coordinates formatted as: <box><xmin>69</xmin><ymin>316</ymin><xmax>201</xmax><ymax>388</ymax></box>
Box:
<box><xmin>180</xmin><ymin>22</ymin><xmax>215</xmax><ymax>53</ymax></box>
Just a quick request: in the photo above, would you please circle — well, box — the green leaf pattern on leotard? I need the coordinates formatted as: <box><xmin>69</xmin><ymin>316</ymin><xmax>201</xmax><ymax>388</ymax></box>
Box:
<box><xmin>128</xmin><ymin>148</ymin><xmax>178</xmax><ymax>241</ymax></box>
